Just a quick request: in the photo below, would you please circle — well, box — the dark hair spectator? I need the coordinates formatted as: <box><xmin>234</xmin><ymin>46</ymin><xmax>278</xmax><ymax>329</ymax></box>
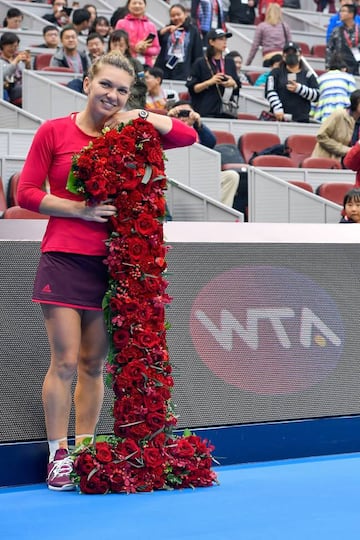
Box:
<box><xmin>3</xmin><ymin>8</ymin><xmax>23</xmax><ymax>29</ymax></box>
<box><xmin>89</xmin><ymin>16</ymin><xmax>110</xmax><ymax>38</ymax></box>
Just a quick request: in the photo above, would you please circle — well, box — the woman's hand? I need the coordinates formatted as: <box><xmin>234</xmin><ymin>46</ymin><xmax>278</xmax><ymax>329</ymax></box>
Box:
<box><xmin>79</xmin><ymin>200</ymin><xmax>117</xmax><ymax>222</ymax></box>
<box><xmin>220</xmin><ymin>75</ymin><xmax>236</xmax><ymax>88</ymax></box>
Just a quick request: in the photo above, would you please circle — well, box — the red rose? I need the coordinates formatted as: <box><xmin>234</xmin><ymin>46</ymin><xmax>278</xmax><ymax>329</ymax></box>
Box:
<box><xmin>95</xmin><ymin>442</ymin><xmax>113</xmax><ymax>464</ymax></box>
<box><xmin>171</xmin><ymin>438</ymin><xmax>196</xmax><ymax>458</ymax></box>
<box><xmin>146</xmin><ymin>411</ymin><xmax>165</xmax><ymax>430</ymax></box>
<box><xmin>127</xmin><ymin>236</ymin><xmax>149</xmax><ymax>262</ymax></box>
<box><xmin>134</xmin><ymin>213</ymin><xmax>159</xmax><ymax>236</ymax></box>
<box><xmin>113</xmin><ymin>328</ymin><xmax>130</xmax><ymax>350</ymax></box>
<box><xmin>74</xmin><ymin>452</ymin><xmax>97</xmax><ymax>475</ymax></box>
<box><xmin>79</xmin><ymin>471</ymin><xmax>109</xmax><ymax>494</ymax></box>
<box><xmin>143</xmin><ymin>446</ymin><xmax>164</xmax><ymax>468</ymax></box>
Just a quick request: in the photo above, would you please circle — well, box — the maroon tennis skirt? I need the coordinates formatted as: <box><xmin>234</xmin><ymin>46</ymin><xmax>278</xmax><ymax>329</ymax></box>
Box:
<box><xmin>33</xmin><ymin>252</ymin><xmax>108</xmax><ymax>310</ymax></box>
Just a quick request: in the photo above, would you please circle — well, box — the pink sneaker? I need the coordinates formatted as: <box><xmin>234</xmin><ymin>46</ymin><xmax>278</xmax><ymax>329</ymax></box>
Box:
<box><xmin>47</xmin><ymin>448</ymin><xmax>75</xmax><ymax>491</ymax></box>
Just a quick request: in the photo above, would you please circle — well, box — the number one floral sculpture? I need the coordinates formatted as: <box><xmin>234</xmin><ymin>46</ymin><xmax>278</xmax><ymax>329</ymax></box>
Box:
<box><xmin>67</xmin><ymin>119</ymin><xmax>218</xmax><ymax>494</ymax></box>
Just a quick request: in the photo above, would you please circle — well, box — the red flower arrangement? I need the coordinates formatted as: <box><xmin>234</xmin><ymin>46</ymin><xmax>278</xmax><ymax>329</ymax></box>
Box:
<box><xmin>67</xmin><ymin>118</ymin><xmax>218</xmax><ymax>494</ymax></box>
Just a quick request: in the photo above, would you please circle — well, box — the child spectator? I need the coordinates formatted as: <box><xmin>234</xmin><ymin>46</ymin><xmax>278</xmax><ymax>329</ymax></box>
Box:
<box><xmin>340</xmin><ymin>187</ymin><xmax>360</xmax><ymax>222</ymax></box>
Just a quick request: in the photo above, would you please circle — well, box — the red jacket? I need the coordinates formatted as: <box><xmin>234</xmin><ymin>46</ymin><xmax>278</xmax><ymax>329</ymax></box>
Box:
<box><xmin>343</xmin><ymin>142</ymin><xmax>360</xmax><ymax>186</ymax></box>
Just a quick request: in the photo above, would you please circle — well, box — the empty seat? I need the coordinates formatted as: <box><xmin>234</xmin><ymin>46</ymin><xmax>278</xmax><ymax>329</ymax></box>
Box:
<box><xmin>40</xmin><ymin>66</ymin><xmax>75</xmax><ymax>72</ymax></box>
<box><xmin>312</xmin><ymin>44</ymin><xmax>326</xmax><ymax>57</ymax></box>
<box><xmin>178</xmin><ymin>91</ymin><xmax>190</xmax><ymax>101</ymax></box>
<box><xmin>0</xmin><ymin>177</ymin><xmax>7</xmax><ymax>217</ymax></box>
<box><xmin>285</xmin><ymin>134</ymin><xmax>317</xmax><ymax>167</ymax></box>
<box><xmin>301</xmin><ymin>157</ymin><xmax>342</xmax><ymax>169</ymax></box>
<box><xmin>3</xmin><ymin>206</ymin><xmax>49</xmax><ymax>219</ymax></box>
<box><xmin>297</xmin><ymin>42</ymin><xmax>311</xmax><ymax>56</ymax></box>
<box><xmin>245</xmin><ymin>71</ymin><xmax>263</xmax><ymax>85</ymax></box>
<box><xmin>288</xmin><ymin>180</ymin><xmax>314</xmax><ymax>193</ymax></box>
<box><xmin>238</xmin><ymin>132</ymin><xmax>281</xmax><ymax>163</ymax></box>
<box><xmin>316</xmin><ymin>183</ymin><xmax>355</xmax><ymax>205</ymax></box>
<box><xmin>251</xmin><ymin>155</ymin><xmax>295</xmax><ymax>167</ymax></box>
<box><xmin>212</xmin><ymin>130</ymin><xmax>236</xmax><ymax>145</ymax></box>
<box><xmin>6</xmin><ymin>172</ymin><xmax>20</xmax><ymax>207</ymax></box>
<box><xmin>33</xmin><ymin>53</ymin><xmax>53</xmax><ymax>70</ymax></box>
<box><xmin>237</xmin><ymin>113</ymin><xmax>258</xmax><ymax>120</ymax></box>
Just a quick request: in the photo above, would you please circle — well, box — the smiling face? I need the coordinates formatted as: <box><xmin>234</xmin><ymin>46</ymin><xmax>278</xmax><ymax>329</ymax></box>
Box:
<box><xmin>345</xmin><ymin>198</ymin><xmax>360</xmax><ymax>222</ymax></box>
<box><xmin>61</xmin><ymin>28</ymin><xmax>78</xmax><ymax>54</ymax></box>
<box><xmin>170</xmin><ymin>6</ymin><xmax>186</xmax><ymax>26</ymax></box>
<box><xmin>127</xmin><ymin>0</ymin><xmax>146</xmax><ymax>18</ymax></box>
<box><xmin>87</xmin><ymin>36</ymin><xmax>104</xmax><ymax>58</ymax></box>
<box><xmin>83</xmin><ymin>64</ymin><xmax>133</xmax><ymax>122</ymax></box>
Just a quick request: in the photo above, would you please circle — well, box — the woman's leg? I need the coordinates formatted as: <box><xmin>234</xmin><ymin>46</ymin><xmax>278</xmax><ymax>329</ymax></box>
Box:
<box><xmin>74</xmin><ymin>310</ymin><xmax>108</xmax><ymax>445</ymax></box>
<box><xmin>42</xmin><ymin>305</ymin><xmax>82</xmax><ymax>446</ymax></box>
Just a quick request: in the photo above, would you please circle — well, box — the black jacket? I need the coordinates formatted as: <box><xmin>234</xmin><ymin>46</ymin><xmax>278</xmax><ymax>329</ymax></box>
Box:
<box><xmin>186</xmin><ymin>55</ymin><xmax>241</xmax><ymax>117</ymax></box>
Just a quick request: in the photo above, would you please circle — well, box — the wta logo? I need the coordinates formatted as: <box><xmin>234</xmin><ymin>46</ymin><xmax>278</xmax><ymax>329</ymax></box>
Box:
<box><xmin>189</xmin><ymin>266</ymin><xmax>344</xmax><ymax>395</ymax></box>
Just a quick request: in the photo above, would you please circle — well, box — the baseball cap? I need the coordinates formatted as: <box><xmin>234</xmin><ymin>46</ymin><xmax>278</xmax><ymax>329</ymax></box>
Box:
<box><xmin>207</xmin><ymin>28</ymin><xmax>232</xmax><ymax>41</ymax></box>
<box><xmin>283</xmin><ymin>41</ymin><xmax>301</xmax><ymax>53</ymax></box>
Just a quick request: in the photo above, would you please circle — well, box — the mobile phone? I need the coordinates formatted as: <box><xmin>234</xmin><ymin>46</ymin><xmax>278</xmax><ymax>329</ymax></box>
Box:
<box><xmin>220</xmin><ymin>74</ymin><xmax>229</xmax><ymax>81</ymax></box>
<box><xmin>178</xmin><ymin>109</ymin><xmax>190</xmax><ymax>117</ymax></box>
<box><xmin>287</xmin><ymin>73</ymin><xmax>296</xmax><ymax>82</ymax></box>
<box><xmin>165</xmin><ymin>55</ymin><xmax>179</xmax><ymax>70</ymax></box>
<box><xmin>145</xmin><ymin>32</ymin><xmax>156</xmax><ymax>42</ymax></box>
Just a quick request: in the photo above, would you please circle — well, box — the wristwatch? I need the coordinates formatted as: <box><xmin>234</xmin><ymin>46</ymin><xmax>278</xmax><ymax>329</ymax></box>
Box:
<box><xmin>138</xmin><ymin>109</ymin><xmax>149</xmax><ymax>120</ymax></box>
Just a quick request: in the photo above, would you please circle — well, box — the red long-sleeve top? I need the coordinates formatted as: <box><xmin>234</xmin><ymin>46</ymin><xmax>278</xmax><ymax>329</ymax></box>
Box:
<box><xmin>343</xmin><ymin>141</ymin><xmax>360</xmax><ymax>187</ymax></box>
<box><xmin>18</xmin><ymin>114</ymin><xmax>196</xmax><ymax>255</ymax></box>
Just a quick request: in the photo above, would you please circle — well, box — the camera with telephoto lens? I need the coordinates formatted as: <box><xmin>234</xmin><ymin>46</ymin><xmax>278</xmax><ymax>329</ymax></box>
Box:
<box><xmin>178</xmin><ymin>110</ymin><xmax>190</xmax><ymax>118</ymax></box>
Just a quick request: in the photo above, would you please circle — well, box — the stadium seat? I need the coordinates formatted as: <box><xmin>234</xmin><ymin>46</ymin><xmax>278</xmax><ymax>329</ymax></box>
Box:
<box><xmin>238</xmin><ymin>132</ymin><xmax>281</xmax><ymax>163</ymax></box>
<box><xmin>284</xmin><ymin>134</ymin><xmax>317</xmax><ymax>167</ymax></box>
<box><xmin>40</xmin><ymin>66</ymin><xmax>74</xmax><ymax>72</ymax></box>
<box><xmin>301</xmin><ymin>157</ymin><xmax>342</xmax><ymax>169</ymax></box>
<box><xmin>297</xmin><ymin>42</ymin><xmax>311</xmax><ymax>56</ymax></box>
<box><xmin>237</xmin><ymin>113</ymin><xmax>258</xmax><ymax>120</ymax></box>
<box><xmin>212</xmin><ymin>130</ymin><xmax>236</xmax><ymax>145</ymax></box>
<box><xmin>245</xmin><ymin>71</ymin><xmax>263</xmax><ymax>85</ymax></box>
<box><xmin>312</xmin><ymin>44</ymin><xmax>326</xmax><ymax>58</ymax></box>
<box><xmin>33</xmin><ymin>53</ymin><xmax>53</xmax><ymax>70</ymax></box>
<box><xmin>178</xmin><ymin>91</ymin><xmax>190</xmax><ymax>101</ymax></box>
<box><xmin>0</xmin><ymin>177</ymin><xmax>7</xmax><ymax>217</ymax></box>
<box><xmin>316</xmin><ymin>183</ymin><xmax>355</xmax><ymax>205</ymax></box>
<box><xmin>3</xmin><ymin>206</ymin><xmax>49</xmax><ymax>219</ymax></box>
<box><xmin>251</xmin><ymin>155</ymin><xmax>295</xmax><ymax>167</ymax></box>
<box><xmin>288</xmin><ymin>180</ymin><xmax>314</xmax><ymax>193</ymax></box>
<box><xmin>6</xmin><ymin>172</ymin><xmax>20</xmax><ymax>207</ymax></box>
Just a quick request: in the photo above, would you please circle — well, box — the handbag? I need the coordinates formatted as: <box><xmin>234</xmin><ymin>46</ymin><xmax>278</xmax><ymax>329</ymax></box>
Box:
<box><xmin>259</xmin><ymin>110</ymin><xmax>277</xmax><ymax>121</ymax></box>
<box><xmin>220</xmin><ymin>99</ymin><xmax>238</xmax><ymax>119</ymax></box>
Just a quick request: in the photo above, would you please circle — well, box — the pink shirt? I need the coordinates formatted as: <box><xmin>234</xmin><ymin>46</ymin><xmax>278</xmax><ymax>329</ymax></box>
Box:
<box><xmin>115</xmin><ymin>14</ymin><xmax>160</xmax><ymax>67</ymax></box>
<box><xmin>17</xmin><ymin>114</ymin><xmax>196</xmax><ymax>255</ymax></box>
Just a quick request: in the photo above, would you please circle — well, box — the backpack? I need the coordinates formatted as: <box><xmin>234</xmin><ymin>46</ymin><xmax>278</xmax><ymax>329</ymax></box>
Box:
<box><xmin>249</xmin><ymin>143</ymin><xmax>291</xmax><ymax>165</ymax></box>
<box><xmin>214</xmin><ymin>144</ymin><xmax>245</xmax><ymax>167</ymax></box>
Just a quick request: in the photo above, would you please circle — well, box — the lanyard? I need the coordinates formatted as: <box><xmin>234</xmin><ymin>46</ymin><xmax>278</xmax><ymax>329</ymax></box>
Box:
<box><xmin>344</xmin><ymin>26</ymin><xmax>359</xmax><ymax>48</ymax></box>
<box><xmin>211</xmin><ymin>57</ymin><xmax>225</xmax><ymax>75</ymax></box>
<box><xmin>170</xmin><ymin>29</ymin><xmax>185</xmax><ymax>46</ymax></box>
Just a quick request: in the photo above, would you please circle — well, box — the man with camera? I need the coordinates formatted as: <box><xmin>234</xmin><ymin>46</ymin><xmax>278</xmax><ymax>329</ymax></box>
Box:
<box><xmin>42</xmin><ymin>0</ymin><xmax>71</xmax><ymax>28</ymax></box>
<box><xmin>167</xmin><ymin>101</ymin><xmax>240</xmax><ymax>209</ymax></box>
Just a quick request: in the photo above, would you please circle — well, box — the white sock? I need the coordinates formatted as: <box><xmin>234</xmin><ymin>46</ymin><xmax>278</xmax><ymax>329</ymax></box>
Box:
<box><xmin>48</xmin><ymin>437</ymin><xmax>68</xmax><ymax>462</ymax></box>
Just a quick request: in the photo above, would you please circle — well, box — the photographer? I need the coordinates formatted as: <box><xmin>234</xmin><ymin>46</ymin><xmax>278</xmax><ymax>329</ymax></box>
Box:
<box><xmin>42</xmin><ymin>0</ymin><xmax>71</xmax><ymax>28</ymax></box>
<box><xmin>168</xmin><ymin>101</ymin><xmax>240</xmax><ymax>208</ymax></box>
<box><xmin>144</xmin><ymin>67</ymin><xmax>179</xmax><ymax>110</ymax></box>
<box><xmin>186</xmin><ymin>29</ymin><xmax>240</xmax><ymax>118</ymax></box>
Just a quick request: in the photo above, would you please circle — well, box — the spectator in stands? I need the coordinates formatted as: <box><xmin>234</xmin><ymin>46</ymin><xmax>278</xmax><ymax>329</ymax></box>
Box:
<box><xmin>326</xmin><ymin>0</ymin><xmax>360</xmax><ymax>42</ymax></box>
<box><xmin>226</xmin><ymin>50</ymin><xmax>253</xmax><ymax>85</ymax></box>
<box><xmin>168</xmin><ymin>99</ymin><xmax>241</xmax><ymax>208</ymax></box>
<box><xmin>339</xmin><ymin>187</ymin><xmax>360</xmax><ymax>221</ymax></box>
<box><xmin>246</xmin><ymin>3</ymin><xmax>292</xmax><ymax>67</ymax></box>
<box><xmin>315</xmin><ymin>0</ymin><xmax>336</xmax><ymax>13</ymax></box>
<box><xmin>311</xmin><ymin>89</ymin><xmax>360</xmax><ymax>161</ymax></box>
<box><xmin>258</xmin><ymin>0</ymin><xmax>283</xmax><ymax>22</ymax></box>
<box><xmin>265</xmin><ymin>41</ymin><xmax>319</xmax><ymax>122</ymax></box>
<box><xmin>191</xmin><ymin>0</ymin><xmax>227</xmax><ymax>45</ymax></box>
<box><xmin>253</xmin><ymin>54</ymin><xmax>282</xmax><ymax>86</ymax></box>
<box><xmin>0</xmin><ymin>31</ymin><xmax>31</xmax><ymax>106</ymax></box>
<box><xmin>71</xmin><ymin>8</ymin><xmax>91</xmax><ymax>36</ymax></box>
<box><xmin>326</xmin><ymin>3</ymin><xmax>360</xmax><ymax>75</ymax></box>
<box><xmin>312</xmin><ymin>53</ymin><xmax>356</xmax><ymax>123</ymax></box>
<box><xmin>86</xmin><ymin>32</ymin><xmax>105</xmax><ymax>63</ymax></box>
<box><xmin>51</xmin><ymin>25</ymin><xmax>90</xmax><ymax>72</ymax></box>
<box><xmin>36</xmin><ymin>25</ymin><xmax>60</xmax><ymax>49</ymax></box>
<box><xmin>89</xmin><ymin>16</ymin><xmax>111</xmax><ymax>39</ymax></box>
<box><xmin>83</xmin><ymin>4</ymin><xmax>97</xmax><ymax>28</ymax></box>
<box><xmin>154</xmin><ymin>3</ymin><xmax>203</xmax><ymax>81</ymax></box>
<box><xmin>108</xmin><ymin>29</ymin><xmax>147</xmax><ymax>108</ymax></box>
<box><xmin>186</xmin><ymin>28</ymin><xmax>241</xmax><ymax>117</ymax></box>
<box><xmin>2</xmin><ymin>8</ymin><xmax>23</xmax><ymax>30</ymax></box>
<box><xmin>144</xmin><ymin>66</ymin><xmax>179</xmax><ymax>110</ymax></box>
<box><xmin>115</xmin><ymin>0</ymin><xmax>160</xmax><ymax>67</ymax></box>
<box><xmin>228</xmin><ymin>0</ymin><xmax>257</xmax><ymax>25</ymax></box>
<box><xmin>43</xmin><ymin>0</ymin><xmax>71</xmax><ymax>28</ymax></box>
